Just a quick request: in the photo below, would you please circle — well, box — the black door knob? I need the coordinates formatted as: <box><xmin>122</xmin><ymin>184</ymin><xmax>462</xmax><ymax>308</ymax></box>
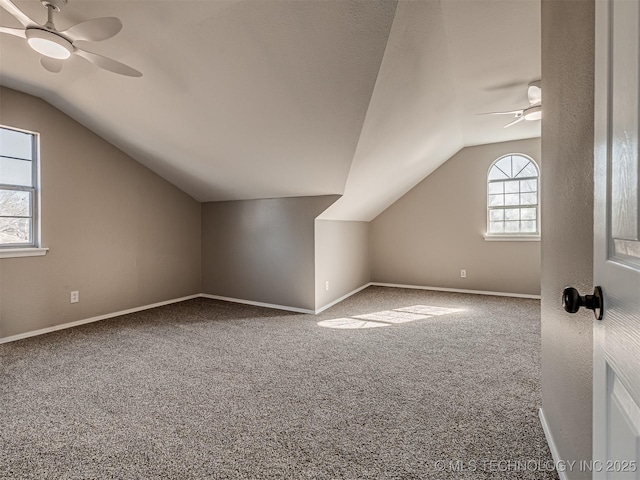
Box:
<box><xmin>562</xmin><ymin>286</ymin><xmax>603</xmax><ymax>320</ymax></box>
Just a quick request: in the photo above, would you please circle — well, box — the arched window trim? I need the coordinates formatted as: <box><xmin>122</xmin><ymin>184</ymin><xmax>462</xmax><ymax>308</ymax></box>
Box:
<box><xmin>484</xmin><ymin>153</ymin><xmax>541</xmax><ymax>242</ymax></box>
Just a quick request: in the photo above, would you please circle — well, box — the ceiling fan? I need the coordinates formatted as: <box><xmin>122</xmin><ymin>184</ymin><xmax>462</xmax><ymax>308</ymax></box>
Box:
<box><xmin>0</xmin><ymin>0</ymin><xmax>141</xmax><ymax>77</ymax></box>
<box><xmin>480</xmin><ymin>80</ymin><xmax>541</xmax><ymax>128</ymax></box>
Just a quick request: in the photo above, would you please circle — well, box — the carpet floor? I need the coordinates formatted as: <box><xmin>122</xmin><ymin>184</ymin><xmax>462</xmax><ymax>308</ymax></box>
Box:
<box><xmin>0</xmin><ymin>286</ymin><xmax>558</xmax><ymax>479</ymax></box>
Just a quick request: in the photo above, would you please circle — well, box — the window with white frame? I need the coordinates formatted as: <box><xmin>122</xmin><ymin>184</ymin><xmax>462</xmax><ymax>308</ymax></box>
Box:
<box><xmin>0</xmin><ymin>126</ymin><xmax>39</xmax><ymax>248</ymax></box>
<box><xmin>487</xmin><ymin>154</ymin><xmax>539</xmax><ymax>236</ymax></box>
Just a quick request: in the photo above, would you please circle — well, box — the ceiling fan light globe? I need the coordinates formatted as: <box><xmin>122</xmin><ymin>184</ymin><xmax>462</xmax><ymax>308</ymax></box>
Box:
<box><xmin>26</xmin><ymin>29</ymin><xmax>72</xmax><ymax>59</ymax></box>
<box><xmin>27</xmin><ymin>38</ymin><xmax>71</xmax><ymax>59</ymax></box>
<box><xmin>523</xmin><ymin>105</ymin><xmax>542</xmax><ymax>121</ymax></box>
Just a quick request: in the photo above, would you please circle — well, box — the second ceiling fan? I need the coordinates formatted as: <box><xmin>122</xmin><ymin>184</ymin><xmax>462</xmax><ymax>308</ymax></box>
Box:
<box><xmin>481</xmin><ymin>81</ymin><xmax>542</xmax><ymax>128</ymax></box>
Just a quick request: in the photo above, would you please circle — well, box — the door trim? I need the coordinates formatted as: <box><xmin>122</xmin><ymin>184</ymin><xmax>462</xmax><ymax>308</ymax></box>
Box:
<box><xmin>539</xmin><ymin>408</ymin><xmax>568</xmax><ymax>480</ymax></box>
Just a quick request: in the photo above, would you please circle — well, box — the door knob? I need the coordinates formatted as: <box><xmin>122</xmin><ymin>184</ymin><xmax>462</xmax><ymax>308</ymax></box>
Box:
<box><xmin>562</xmin><ymin>286</ymin><xmax>604</xmax><ymax>320</ymax></box>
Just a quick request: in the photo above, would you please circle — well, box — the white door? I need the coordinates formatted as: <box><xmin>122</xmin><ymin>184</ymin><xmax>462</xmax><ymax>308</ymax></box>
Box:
<box><xmin>594</xmin><ymin>0</ymin><xmax>640</xmax><ymax>478</ymax></box>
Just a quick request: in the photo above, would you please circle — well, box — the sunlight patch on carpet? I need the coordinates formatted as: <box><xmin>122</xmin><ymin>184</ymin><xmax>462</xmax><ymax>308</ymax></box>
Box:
<box><xmin>316</xmin><ymin>318</ymin><xmax>391</xmax><ymax>329</ymax></box>
<box><xmin>395</xmin><ymin>305</ymin><xmax>464</xmax><ymax>316</ymax></box>
<box><xmin>354</xmin><ymin>310</ymin><xmax>427</xmax><ymax>324</ymax></box>
<box><xmin>318</xmin><ymin>304</ymin><xmax>464</xmax><ymax>329</ymax></box>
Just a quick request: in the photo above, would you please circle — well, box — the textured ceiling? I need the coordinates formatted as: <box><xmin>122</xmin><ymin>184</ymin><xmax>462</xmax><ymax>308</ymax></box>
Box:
<box><xmin>0</xmin><ymin>0</ymin><xmax>540</xmax><ymax>221</ymax></box>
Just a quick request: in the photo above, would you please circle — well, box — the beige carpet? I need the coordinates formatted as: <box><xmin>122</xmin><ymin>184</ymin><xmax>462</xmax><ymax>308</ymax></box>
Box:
<box><xmin>0</xmin><ymin>286</ymin><xmax>558</xmax><ymax>479</ymax></box>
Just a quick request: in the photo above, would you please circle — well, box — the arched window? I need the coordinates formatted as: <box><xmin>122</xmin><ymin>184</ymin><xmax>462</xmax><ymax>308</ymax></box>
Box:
<box><xmin>487</xmin><ymin>154</ymin><xmax>539</xmax><ymax>236</ymax></box>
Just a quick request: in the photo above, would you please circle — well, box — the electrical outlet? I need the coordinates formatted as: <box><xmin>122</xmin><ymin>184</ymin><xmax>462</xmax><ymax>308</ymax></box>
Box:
<box><xmin>460</xmin><ymin>269</ymin><xmax>467</xmax><ymax>278</ymax></box>
<box><xmin>325</xmin><ymin>281</ymin><xmax>330</xmax><ymax>291</ymax></box>
<box><xmin>70</xmin><ymin>291</ymin><xmax>79</xmax><ymax>303</ymax></box>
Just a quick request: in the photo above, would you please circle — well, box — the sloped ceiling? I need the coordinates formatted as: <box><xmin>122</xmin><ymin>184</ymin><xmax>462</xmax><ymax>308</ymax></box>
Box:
<box><xmin>321</xmin><ymin>0</ymin><xmax>541</xmax><ymax>220</ymax></box>
<box><xmin>0</xmin><ymin>0</ymin><xmax>540</xmax><ymax>221</ymax></box>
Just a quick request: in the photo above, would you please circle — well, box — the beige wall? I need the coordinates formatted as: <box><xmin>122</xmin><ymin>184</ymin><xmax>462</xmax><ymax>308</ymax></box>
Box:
<box><xmin>370</xmin><ymin>138</ymin><xmax>541</xmax><ymax>296</ymax></box>
<box><xmin>0</xmin><ymin>87</ymin><xmax>202</xmax><ymax>340</ymax></box>
<box><xmin>315</xmin><ymin>220</ymin><xmax>370</xmax><ymax>309</ymax></box>
<box><xmin>201</xmin><ymin>196</ymin><xmax>338</xmax><ymax>311</ymax></box>
<box><xmin>541</xmin><ymin>0</ymin><xmax>594</xmax><ymax>475</ymax></box>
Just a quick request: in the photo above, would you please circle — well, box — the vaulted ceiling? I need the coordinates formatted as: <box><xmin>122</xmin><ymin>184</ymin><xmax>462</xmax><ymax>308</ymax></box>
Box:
<box><xmin>0</xmin><ymin>0</ymin><xmax>540</xmax><ymax>221</ymax></box>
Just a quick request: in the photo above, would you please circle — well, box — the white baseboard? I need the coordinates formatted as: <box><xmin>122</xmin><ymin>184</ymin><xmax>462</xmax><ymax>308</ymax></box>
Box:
<box><xmin>539</xmin><ymin>408</ymin><xmax>567</xmax><ymax>480</ymax></box>
<box><xmin>0</xmin><ymin>294</ymin><xmax>201</xmax><ymax>345</ymax></box>
<box><xmin>0</xmin><ymin>284</ymin><xmax>540</xmax><ymax>344</ymax></box>
<box><xmin>370</xmin><ymin>282</ymin><xmax>541</xmax><ymax>299</ymax></box>
<box><xmin>200</xmin><ymin>294</ymin><xmax>315</xmax><ymax>315</ymax></box>
<box><xmin>315</xmin><ymin>282</ymin><xmax>373</xmax><ymax>314</ymax></box>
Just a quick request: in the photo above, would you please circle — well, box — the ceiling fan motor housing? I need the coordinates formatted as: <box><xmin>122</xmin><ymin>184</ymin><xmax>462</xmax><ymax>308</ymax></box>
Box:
<box><xmin>25</xmin><ymin>28</ymin><xmax>72</xmax><ymax>59</ymax></box>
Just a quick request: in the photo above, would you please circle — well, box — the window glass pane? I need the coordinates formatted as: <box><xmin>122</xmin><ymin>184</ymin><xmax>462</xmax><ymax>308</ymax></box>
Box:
<box><xmin>0</xmin><ymin>157</ymin><xmax>32</xmax><ymax>187</ymax></box>
<box><xmin>489</xmin><ymin>209</ymin><xmax>504</xmax><ymax>221</ymax></box>
<box><xmin>520</xmin><ymin>192</ymin><xmax>537</xmax><ymax>205</ymax></box>
<box><xmin>515</xmin><ymin>161</ymin><xmax>538</xmax><ymax>178</ymax></box>
<box><xmin>521</xmin><ymin>208</ymin><xmax>536</xmax><ymax>220</ymax></box>
<box><xmin>504</xmin><ymin>180</ymin><xmax>519</xmax><ymax>194</ymax></box>
<box><xmin>0</xmin><ymin>190</ymin><xmax>30</xmax><ymax>217</ymax></box>
<box><xmin>0</xmin><ymin>128</ymin><xmax>32</xmax><ymax>160</ymax></box>
<box><xmin>505</xmin><ymin>194</ymin><xmax>520</xmax><ymax>206</ymax></box>
<box><xmin>488</xmin><ymin>155</ymin><xmax>540</xmax><ymax>237</ymax></box>
<box><xmin>512</xmin><ymin>156</ymin><xmax>531</xmax><ymax>177</ymax></box>
<box><xmin>488</xmin><ymin>182</ymin><xmax>503</xmax><ymax>194</ymax></box>
<box><xmin>505</xmin><ymin>208</ymin><xmax>519</xmax><ymax>221</ymax></box>
<box><xmin>490</xmin><ymin>222</ymin><xmax>504</xmax><ymax>233</ymax></box>
<box><xmin>489</xmin><ymin>194</ymin><xmax>504</xmax><ymax>206</ymax></box>
<box><xmin>495</xmin><ymin>156</ymin><xmax>513</xmax><ymax>178</ymax></box>
<box><xmin>0</xmin><ymin>217</ymin><xmax>30</xmax><ymax>244</ymax></box>
<box><xmin>505</xmin><ymin>221</ymin><xmax>520</xmax><ymax>233</ymax></box>
<box><xmin>488</xmin><ymin>166</ymin><xmax>509</xmax><ymax>181</ymax></box>
<box><xmin>520</xmin><ymin>179</ymin><xmax>537</xmax><ymax>192</ymax></box>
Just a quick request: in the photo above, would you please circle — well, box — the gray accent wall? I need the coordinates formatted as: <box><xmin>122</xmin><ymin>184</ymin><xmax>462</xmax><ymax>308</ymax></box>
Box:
<box><xmin>315</xmin><ymin>220</ymin><xmax>370</xmax><ymax>310</ymax></box>
<box><xmin>0</xmin><ymin>87</ymin><xmax>202</xmax><ymax>340</ymax></box>
<box><xmin>201</xmin><ymin>196</ymin><xmax>339</xmax><ymax>311</ymax></box>
<box><xmin>541</xmin><ymin>0</ymin><xmax>595</xmax><ymax>475</ymax></box>
<box><xmin>370</xmin><ymin>138</ymin><xmax>541</xmax><ymax>296</ymax></box>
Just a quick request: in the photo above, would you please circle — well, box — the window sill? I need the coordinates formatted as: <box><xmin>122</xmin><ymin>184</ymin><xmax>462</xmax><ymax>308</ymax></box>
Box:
<box><xmin>0</xmin><ymin>247</ymin><xmax>49</xmax><ymax>259</ymax></box>
<box><xmin>484</xmin><ymin>235</ymin><xmax>540</xmax><ymax>242</ymax></box>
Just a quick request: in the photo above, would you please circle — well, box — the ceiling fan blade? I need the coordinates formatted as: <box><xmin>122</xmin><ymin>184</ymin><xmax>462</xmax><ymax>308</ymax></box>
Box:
<box><xmin>40</xmin><ymin>56</ymin><xmax>63</xmax><ymax>73</ymax></box>
<box><xmin>504</xmin><ymin>116</ymin><xmax>526</xmax><ymax>128</ymax></box>
<box><xmin>74</xmin><ymin>47</ymin><xmax>142</xmax><ymax>77</ymax></box>
<box><xmin>528</xmin><ymin>81</ymin><xmax>542</xmax><ymax>105</ymax></box>
<box><xmin>0</xmin><ymin>0</ymin><xmax>37</xmax><ymax>28</ymax></box>
<box><xmin>62</xmin><ymin>17</ymin><xmax>122</xmax><ymax>42</ymax></box>
<box><xmin>0</xmin><ymin>25</ymin><xmax>26</xmax><ymax>38</ymax></box>
<box><xmin>478</xmin><ymin>110</ymin><xmax>524</xmax><ymax>116</ymax></box>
